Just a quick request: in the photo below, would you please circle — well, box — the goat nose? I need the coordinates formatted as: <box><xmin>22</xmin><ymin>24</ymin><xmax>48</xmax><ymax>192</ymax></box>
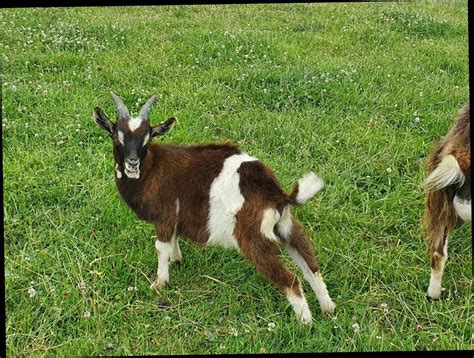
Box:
<box><xmin>128</xmin><ymin>158</ymin><xmax>139</xmax><ymax>165</ymax></box>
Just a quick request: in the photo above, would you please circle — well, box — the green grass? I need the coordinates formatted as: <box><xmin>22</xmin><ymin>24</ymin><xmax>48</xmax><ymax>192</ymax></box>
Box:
<box><xmin>2</xmin><ymin>3</ymin><xmax>471</xmax><ymax>355</ymax></box>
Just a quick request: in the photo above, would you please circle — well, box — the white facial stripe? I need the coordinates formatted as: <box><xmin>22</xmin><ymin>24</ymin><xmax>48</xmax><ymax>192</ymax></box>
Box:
<box><xmin>261</xmin><ymin>208</ymin><xmax>280</xmax><ymax>241</ymax></box>
<box><xmin>143</xmin><ymin>133</ymin><xmax>150</xmax><ymax>147</ymax></box>
<box><xmin>128</xmin><ymin>117</ymin><xmax>143</xmax><ymax>132</ymax></box>
<box><xmin>206</xmin><ymin>153</ymin><xmax>257</xmax><ymax>249</ymax></box>
<box><xmin>118</xmin><ymin>131</ymin><xmax>124</xmax><ymax>145</ymax></box>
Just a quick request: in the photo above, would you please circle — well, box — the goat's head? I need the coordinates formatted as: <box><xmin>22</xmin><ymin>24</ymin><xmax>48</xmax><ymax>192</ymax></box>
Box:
<box><xmin>94</xmin><ymin>92</ymin><xmax>176</xmax><ymax>179</ymax></box>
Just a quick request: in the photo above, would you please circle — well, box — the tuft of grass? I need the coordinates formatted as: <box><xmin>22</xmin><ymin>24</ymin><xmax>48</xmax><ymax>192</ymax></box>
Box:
<box><xmin>2</xmin><ymin>3</ymin><xmax>470</xmax><ymax>355</ymax></box>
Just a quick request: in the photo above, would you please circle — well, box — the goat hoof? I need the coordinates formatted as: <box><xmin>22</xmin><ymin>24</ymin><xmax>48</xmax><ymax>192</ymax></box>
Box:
<box><xmin>170</xmin><ymin>256</ymin><xmax>183</xmax><ymax>264</ymax></box>
<box><xmin>150</xmin><ymin>278</ymin><xmax>167</xmax><ymax>289</ymax></box>
<box><xmin>321</xmin><ymin>301</ymin><xmax>336</xmax><ymax>315</ymax></box>
<box><xmin>426</xmin><ymin>287</ymin><xmax>442</xmax><ymax>300</ymax></box>
<box><xmin>298</xmin><ymin>312</ymin><xmax>313</xmax><ymax>325</ymax></box>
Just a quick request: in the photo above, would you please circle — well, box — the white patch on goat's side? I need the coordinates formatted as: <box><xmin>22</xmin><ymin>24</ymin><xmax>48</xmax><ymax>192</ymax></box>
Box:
<box><xmin>276</xmin><ymin>205</ymin><xmax>293</xmax><ymax>239</ymax></box>
<box><xmin>175</xmin><ymin>198</ymin><xmax>180</xmax><ymax>214</ymax></box>
<box><xmin>427</xmin><ymin>236</ymin><xmax>449</xmax><ymax>299</ymax></box>
<box><xmin>286</xmin><ymin>245</ymin><xmax>336</xmax><ymax>314</ymax></box>
<box><xmin>128</xmin><ymin>116</ymin><xmax>143</xmax><ymax>132</ymax></box>
<box><xmin>115</xmin><ymin>163</ymin><xmax>122</xmax><ymax>179</ymax></box>
<box><xmin>453</xmin><ymin>195</ymin><xmax>471</xmax><ymax>222</ymax></box>
<box><xmin>118</xmin><ymin>130</ymin><xmax>125</xmax><ymax>145</ymax></box>
<box><xmin>286</xmin><ymin>288</ymin><xmax>312</xmax><ymax>324</ymax></box>
<box><xmin>296</xmin><ymin>172</ymin><xmax>324</xmax><ymax>204</ymax></box>
<box><xmin>207</xmin><ymin>153</ymin><xmax>257</xmax><ymax>249</ymax></box>
<box><xmin>423</xmin><ymin>155</ymin><xmax>464</xmax><ymax>191</ymax></box>
<box><xmin>261</xmin><ymin>208</ymin><xmax>280</xmax><ymax>242</ymax></box>
<box><xmin>143</xmin><ymin>133</ymin><xmax>150</xmax><ymax>147</ymax></box>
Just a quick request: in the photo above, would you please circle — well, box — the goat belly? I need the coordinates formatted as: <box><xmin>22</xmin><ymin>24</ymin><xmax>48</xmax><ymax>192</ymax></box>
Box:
<box><xmin>206</xmin><ymin>153</ymin><xmax>257</xmax><ymax>250</ymax></box>
<box><xmin>453</xmin><ymin>195</ymin><xmax>471</xmax><ymax>223</ymax></box>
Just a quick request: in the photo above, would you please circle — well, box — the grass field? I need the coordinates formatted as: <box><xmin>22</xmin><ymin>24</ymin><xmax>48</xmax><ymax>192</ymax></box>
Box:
<box><xmin>2</xmin><ymin>3</ymin><xmax>471</xmax><ymax>355</ymax></box>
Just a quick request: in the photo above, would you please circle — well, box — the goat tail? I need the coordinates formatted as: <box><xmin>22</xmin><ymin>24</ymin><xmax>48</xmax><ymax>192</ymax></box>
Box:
<box><xmin>288</xmin><ymin>172</ymin><xmax>324</xmax><ymax>206</ymax></box>
<box><xmin>423</xmin><ymin>154</ymin><xmax>465</xmax><ymax>192</ymax></box>
<box><xmin>423</xmin><ymin>155</ymin><xmax>461</xmax><ymax>256</ymax></box>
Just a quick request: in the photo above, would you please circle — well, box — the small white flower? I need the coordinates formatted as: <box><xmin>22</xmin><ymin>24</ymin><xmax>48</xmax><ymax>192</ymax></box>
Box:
<box><xmin>127</xmin><ymin>286</ymin><xmax>138</xmax><ymax>291</ymax></box>
<box><xmin>386</xmin><ymin>167</ymin><xmax>392</xmax><ymax>173</ymax></box>
<box><xmin>28</xmin><ymin>287</ymin><xmax>37</xmax><ymax>298</ymax></box>
<box><xmin>83</xmin><ymin>311</ymin><xmax>91</xmax><ymax>319</ymax></box>
<box><xmin>229</xmin><ymin>326</ymin><xmax>238</xmax><ymax>336</ymax></box>
<box><xmin>376</xmin><ymin>335</ymin><xmax>382</xmax><ymax>339</ymax></box>
<box><xmin>351</xmin><ymin>323</ymin><xmax>360</xmax><ymax>332</ymax></box>
<box><xmin>267</xmin><ymin>322</ymin><xmax>276</xmax><ymax>332</ymax></box>
<box><xmin>78</xmin><ymin>281</ymin><xmax>86</xmax><ymax>291</ymax></box>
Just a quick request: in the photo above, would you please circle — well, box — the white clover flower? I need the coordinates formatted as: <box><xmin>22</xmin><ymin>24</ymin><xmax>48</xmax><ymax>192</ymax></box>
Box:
<box><xmin>351</xmin><ymin>323</ymin><xmax>360</xmax><ymax>332</ymax></box>
<box><xmin>83</xmin><ymin>311</ymin><xmax>91</xmax><ymax>319</ymax></box>
<box><xmin>267</xmin><ymin>322</ymin><xmax>276</xmax><ymax>332</ymax></box>
<box><xmin>28</xmin><ymin>287</ymin><xmax>37</xmax><ymax>298</ymax></box>
<box><xmin>229</xmin><ymin>326</ymin><xmax>238</xmax><ymax>336</ymax></box>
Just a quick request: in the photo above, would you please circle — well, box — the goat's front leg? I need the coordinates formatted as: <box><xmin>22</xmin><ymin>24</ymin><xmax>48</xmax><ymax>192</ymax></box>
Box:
<box><xmin>150</xmin><ymin>218</ymin><xmax>178</xmax><ymax>289</ymax></box>
<box><xmin>170</xmin><ymin>234</ymin><xmax>182</xmax><ymax>263</ymax></box>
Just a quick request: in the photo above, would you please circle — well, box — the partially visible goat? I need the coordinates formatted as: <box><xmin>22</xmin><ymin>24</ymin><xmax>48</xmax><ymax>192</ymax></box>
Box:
<box><xmin>93</xmin><ymin>93</ymin><xmax>335</xmax><ymax>323</ymax></box>
<box><xmin>423</xmin><ymin>101</ymin><xmax>471</xmax><ymax>299</ymax></box>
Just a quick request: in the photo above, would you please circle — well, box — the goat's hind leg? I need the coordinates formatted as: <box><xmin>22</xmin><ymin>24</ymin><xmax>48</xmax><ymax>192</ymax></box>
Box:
<box><xmin>277</xmin><ymin>207</ymin><xmax>336</xmax><ymax>314</ymax></box>
<box><xmin>427</xmin><ymin>230</ymin><xmax>449</xmax><ymax>300</ymax></box>
<box><xmin>238</xmin><ymin>230</ymin><xmax>313</xmax><ymax>324</ymax></box>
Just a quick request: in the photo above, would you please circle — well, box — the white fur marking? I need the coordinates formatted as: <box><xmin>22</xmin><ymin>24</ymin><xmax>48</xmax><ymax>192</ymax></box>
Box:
<box><xmin>207</xmin><ymin>153</ymin><xmax>257</xmax><ymax>249</ymax></box>
<box><xmin>286</xmin><ymin>289</ymin><xmax>312</xmax><ymax>324</ymax></box>
<box><xmin>170</xmin><ymin>199</ymin><xmax>181</xmax><ymax>262</ymax></box>
<box><xmin>151</xmin><ymin>240</ymin><xmax>174</xmax><ymax>288</ymax></box>
<box><xmin>143</xmin><ymin>133</ymin><xmax>150</xmax><ymax>147</ymax></box>
<box><xmin>286</xmin><ymin>245</ymin><xmax>335</xmax><ymax>313</ymax></box>
<box><xmin>261</xmin><ymin>208</ymin><xmax>280</xmax><ymax>242</ymax></box>
<box><xmin>276</xmin><ymin>205</ymin><xmax>293</xmax><ymax>239</ymax></box>
<box><xmin>424</xmin><ymin>155</ymin><xmax>464</xmax><ymax>191</ymax></box>
<box><xmin>128</xmin><ymin>116</ymin><xmax>143</xmax><ymax>132</ymax></box>
<box><xmin>427</xmin><ymin>237</ymin><xmax>449</xmax><ymax>299</ymax></box>
<box><xmin>296</xmin><ymin>172</ymin><xmax>324</xmax><ymax>204</ymax></box>
<box><xmin>118</xmin><ymin>130</ymin><xmax>125</xmax><ymax>145</ymax></box>
<box><xmin>115</xmin><ymin>164</ymin><xmax>122</xmax><ymax>179</ymax></box>
<box><xmin>453</xmin><ymin>195</ymin><xmax>471</xmax><ymax>222</ymax></box>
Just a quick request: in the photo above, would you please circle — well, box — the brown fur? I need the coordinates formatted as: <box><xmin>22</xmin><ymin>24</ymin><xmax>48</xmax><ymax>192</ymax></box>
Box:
<box><xmin>116</xmin><ymin>142</ymin><xmax>241</xmax><ymax>243</ymax></box>
<box><xmin>424</xmin><ymin>101</ymin><xmax>470</xmax><ymax>271</ymax></box>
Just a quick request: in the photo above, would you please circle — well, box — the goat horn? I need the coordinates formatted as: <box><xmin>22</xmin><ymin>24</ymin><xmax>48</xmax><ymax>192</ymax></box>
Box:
<box><xmin>138</xmin><ymin>95</ymin><xmax>157</xmax><ymax>121</ymax></box>
<box><xmin>110</xmin><ymin>92</ymin><xmax>130</xmax><ymax>119</ymax></box>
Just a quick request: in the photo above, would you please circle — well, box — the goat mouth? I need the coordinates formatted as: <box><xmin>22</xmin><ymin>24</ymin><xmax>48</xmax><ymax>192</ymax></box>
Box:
<box><xmin>124</xmin><ymin>163</ymin><xmax>140</xmax><ymax>179</ymax></box>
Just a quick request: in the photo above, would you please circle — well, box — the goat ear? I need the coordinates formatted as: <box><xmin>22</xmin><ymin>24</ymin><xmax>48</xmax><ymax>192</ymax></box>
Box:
<box><xmin>93</xmin><ymin>107</ymin><xmax>114</xmax><ymax>137</ymax></box>
<box><xmin>151</xmin><ymin>117</ymin><xmax>177</xmax><ymax>138</ymax></box>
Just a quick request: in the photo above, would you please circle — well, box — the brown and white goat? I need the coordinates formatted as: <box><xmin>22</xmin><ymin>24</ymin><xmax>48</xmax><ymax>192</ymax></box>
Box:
<box><xmin>93</xmin><ymin>93</ymin><xmax>336</xmax><ymax>324</ymax></box>
<box><xmin>423</xmin><ymin>101</ymin><xmax>471</xmax><ymax>300</ymax></box>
